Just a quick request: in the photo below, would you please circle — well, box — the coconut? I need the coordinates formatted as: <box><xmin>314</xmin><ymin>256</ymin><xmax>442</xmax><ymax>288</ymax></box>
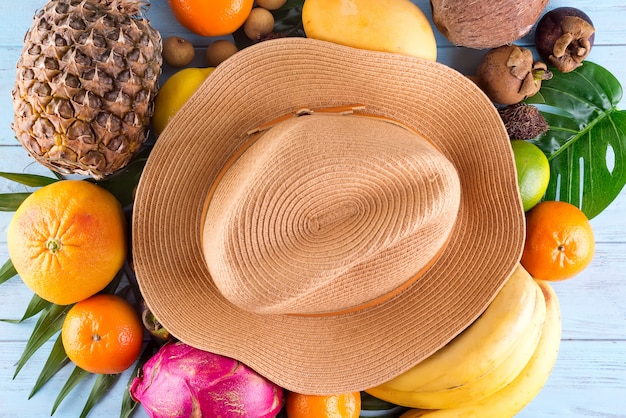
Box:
<box><xmin>430</xmin><ymin>0</ymin><xmax>550</xmax><ymax>49</ymax></box>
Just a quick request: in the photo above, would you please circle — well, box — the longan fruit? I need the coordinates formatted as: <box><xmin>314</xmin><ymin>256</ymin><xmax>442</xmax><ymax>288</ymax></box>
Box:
<box><xmin>243</xmin><ymin>7</ymin><xmax>275</xmax><ymax>41</ymax></box>
<box><xmin>256</xmin><ymin>0</ymin><xmax>287</xmax><ymax>10</ymax></box>
<box><xmin>206</xmin><ymin>40</ymin><xmax>239</xmax><ymax>67</ymax></box>
<box><xmin>162</xmin><ymin>36</ymin><xmax>195</xmax><ymax>68</ymax></box>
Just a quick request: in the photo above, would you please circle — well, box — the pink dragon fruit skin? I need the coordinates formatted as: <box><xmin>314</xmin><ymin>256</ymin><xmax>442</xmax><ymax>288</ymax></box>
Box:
<box><xmin>130</xmin><ymin>341</ymin><xmax>284</xmax><ymax>418</ymax></box>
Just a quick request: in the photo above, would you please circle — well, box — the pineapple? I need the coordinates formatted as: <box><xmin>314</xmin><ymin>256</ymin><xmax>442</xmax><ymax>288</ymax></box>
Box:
<box><xmin>12</xmin><ymin>0</ymin><xmax>162</xmax><ymax>179</ymax></box>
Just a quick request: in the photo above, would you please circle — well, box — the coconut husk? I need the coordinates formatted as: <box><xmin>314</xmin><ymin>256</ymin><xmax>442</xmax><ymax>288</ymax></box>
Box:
<box><xmin>431</xmin><ymin>0</ymin><xmax>549</xmax><ymax>49</ymax></box>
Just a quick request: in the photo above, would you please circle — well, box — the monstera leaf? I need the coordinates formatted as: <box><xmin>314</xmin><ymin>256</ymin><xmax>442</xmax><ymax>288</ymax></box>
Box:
<box><xmin>525</xmin><ymin>61</ymin><xmax>626</xmax><ymax>219</ymax></box>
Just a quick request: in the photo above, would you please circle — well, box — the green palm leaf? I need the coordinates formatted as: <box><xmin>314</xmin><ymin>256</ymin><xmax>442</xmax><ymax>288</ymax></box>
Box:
<box><xmin>0</xmin><ymin>172</ymin><xmax>58</xmax><ymax>187</ymax></box>
<box><xmin>80</xmin><ymin>374</ymin><xmax>122</xmax><ymax>418</ymax></box>
<box><xmin>526</xmin><ymin>61</ymin><xmax>626</xmax><ymax>219</ymax></box>
<box><xmin>0</xmin><ymin>192</ymin><xmax>31</xmax><ymax>211</ymax></box>
<box><xmin>0</xmin><ymin>259</ymin><xmax>17</xmax><ymax>285</ymax></box>
<box><xmin>52</xmin><ymin>366</ymin><xmax>91</xmax><ymax>415</ymax></box>
<box><xmin>1</xmin><ymin>293</ymin><xmax>51</xmax><ymax>323</ymax></box>
<box><xmin>29</xmin><ymin>333</ymin><xmax>69</xmax><ymax>398</ymax></box>
<box><xmin>13</xmin><ymin>303</ymin><xmax>72</xmax><ymax>378</ymax></box>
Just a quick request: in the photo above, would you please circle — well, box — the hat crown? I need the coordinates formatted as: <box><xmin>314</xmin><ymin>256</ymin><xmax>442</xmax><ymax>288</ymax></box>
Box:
<box><xmin>202</xmin><ymin>113</ymin><xmax>461</xmax><ymax>315</ymax></box>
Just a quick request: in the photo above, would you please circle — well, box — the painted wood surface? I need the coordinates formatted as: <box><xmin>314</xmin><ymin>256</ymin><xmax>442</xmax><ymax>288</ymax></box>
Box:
<box><xmin>0</xmin><ymin>1</ymin><xmax>625</xmax><ymax>417</ymax></box>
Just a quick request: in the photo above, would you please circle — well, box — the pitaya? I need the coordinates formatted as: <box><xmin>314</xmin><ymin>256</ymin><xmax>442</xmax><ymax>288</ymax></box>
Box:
<box><xmin>129</xmin><ymin>341</ymin><xmax>284</xmax><ymax>417</ymax></box>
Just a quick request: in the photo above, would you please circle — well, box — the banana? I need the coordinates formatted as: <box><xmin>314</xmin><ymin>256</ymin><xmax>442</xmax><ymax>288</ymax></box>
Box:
<box><xmin>398</xmin><ymin>279</ymin><xmax>562</xmax><ymax>418</ymax></box>
<box><xmin>366</xmin><ymin>264</ymin><xmax>538</xmax><ymax>398</ymax></box>
<box><xmin>367</xmin><ymin>278</ymin><xmax>546</xmax><ymax>409</ymax></box>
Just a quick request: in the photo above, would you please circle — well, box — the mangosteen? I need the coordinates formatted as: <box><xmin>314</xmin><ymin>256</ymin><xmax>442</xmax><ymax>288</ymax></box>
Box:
<box><xmin>535</xmin><ymin>7</ymin><xmax>595</xmax><ymax>73</ymax></box>
<box><xmin>476</xmin><ymin>45</ymin><xmax>553</xmax><ymax>106</ymax></box>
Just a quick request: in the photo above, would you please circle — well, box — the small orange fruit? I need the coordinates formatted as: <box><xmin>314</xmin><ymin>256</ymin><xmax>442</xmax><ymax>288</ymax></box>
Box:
<box><xmin>168</xmin><ymin>0</ymin><xmax>254</xmax><ymax>37</ymax></box>
<box><xmin>521</xmin><ymin>200</ymin><xmax>595</xmax><ymax>281</ymax></box>
<box><xmin>7</xmin><ymin>180</ymin><xmax>127</xmax><ymax>305</ymax></box>
<box><xmin>285</xmin><ymin>391</ymin><xmax>361</xmax><ymax>418</ymax></box>
<box><xmin>62</xmin><ymin>294</ymin><xmax>144</xmax><ymax>374</ymax></box>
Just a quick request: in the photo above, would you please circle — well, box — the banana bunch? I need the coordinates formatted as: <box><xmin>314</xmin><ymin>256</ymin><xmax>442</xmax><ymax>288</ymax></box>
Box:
<box><xmin>366</xmin><ymin>265</ymin><xmax>562</xmax><ymax>418</ymax></box>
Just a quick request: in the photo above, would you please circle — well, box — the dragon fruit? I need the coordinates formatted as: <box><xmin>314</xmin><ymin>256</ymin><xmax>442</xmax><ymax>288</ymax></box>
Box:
<box><xmin>129</xmin><ymin>341</ymin><xmax>284</xmax><ymax>417</ymax></box>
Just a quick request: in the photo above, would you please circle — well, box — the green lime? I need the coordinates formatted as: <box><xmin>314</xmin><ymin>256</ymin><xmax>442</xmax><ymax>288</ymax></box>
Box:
<box><xmin>510</xmin><ymin>140</ymin><xmax>550</xmax><ymax>211</ymax></box>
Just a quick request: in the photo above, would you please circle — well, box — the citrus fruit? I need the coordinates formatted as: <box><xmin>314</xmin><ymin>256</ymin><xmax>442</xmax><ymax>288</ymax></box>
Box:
<box><xmin>521</xmin><ymin>200</ymin><xmax>595</xmax><ymax>281</ymax></box>
<box><xmin>7</xmin><ymin>180</ymin><xmax>126</xmax><ymax>305</ymax></box>
<box><xmin>151</xmin><ymin>66</ymin><xmax>214</xmax><ymax>136</ymax></box>
<box><xmin>285</xmin><ymin>391</ymin><xmax>361</xmax><ymax>418</ymax></box>
<box><xmin>510</xmin><ymin>140</ymin><xmax>550</xmax><ymax>211</ymax></box>
<box><xmin>167</xmin><ymin>0</ymin><xmax>254</xmax><ymax>37</ymax></box>
<box><xmin>62</xmin><ymin>294</ymin><xmax>144</xmax><ymax>374</ymax></box>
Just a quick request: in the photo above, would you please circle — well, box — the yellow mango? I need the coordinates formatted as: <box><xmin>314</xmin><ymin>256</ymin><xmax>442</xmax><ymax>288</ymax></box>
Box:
<box><xmin>302</xmin><ymin>0</ymin><xmax>437</xmax><ymax>61</ymax></box>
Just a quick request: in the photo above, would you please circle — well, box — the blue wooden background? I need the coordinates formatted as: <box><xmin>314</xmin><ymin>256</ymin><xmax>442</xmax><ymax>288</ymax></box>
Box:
<box><xmin>1</xmin><ymin>1</ymin><xmax>625</xmax><ymax>417</ymax></box>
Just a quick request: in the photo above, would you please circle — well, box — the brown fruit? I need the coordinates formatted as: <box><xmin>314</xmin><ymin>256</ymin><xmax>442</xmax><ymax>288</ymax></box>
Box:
<box><xmin>243</xmin><ymin>7</ymin><xmax>275</xmax><ymax>40</ymax></box>
<box><xmin>256</xmin><ymin>0</ymin><xmax>287</xmax><ymax>10</ymax></box>
<box><xmin>206</xmin><ymin>39</ymin><xmax>239</xmax><ymax>67</ymax></box>
<box><xmin>535</xmin><ymin>7</ymin><xmax>595</xmax><ymax>73</ymax></box>
<box><xmin>476</xmin><ymin>45</ymin><xmax>552</xmax><ymax>105</ymax></box>
<box><xmin>162</xmin><ymin>36</ymin><xmax>196</xmax><ymax>68</ymax></box>
<box><xmin>430</xmin><ymin>0</ymin><xmax>549</xmax><ymax>49</ymax></box>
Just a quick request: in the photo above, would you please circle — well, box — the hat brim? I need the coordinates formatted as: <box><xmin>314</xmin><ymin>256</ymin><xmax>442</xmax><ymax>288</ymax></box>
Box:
<box><xmin>132</xmin><ymin>38</ymin><xmax>525</xmax><ymax>394</ymax></box>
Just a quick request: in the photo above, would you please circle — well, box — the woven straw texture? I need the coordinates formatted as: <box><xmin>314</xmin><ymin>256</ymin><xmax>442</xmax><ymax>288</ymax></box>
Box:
<box><xmin>132</xmin><ymin>38</ymin><xmax>525</xmax><ymax>394</ymax></box>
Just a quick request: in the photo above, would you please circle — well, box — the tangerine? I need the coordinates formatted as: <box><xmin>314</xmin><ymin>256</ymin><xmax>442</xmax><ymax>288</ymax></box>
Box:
<box><xmin>61</xmin><ymin>294</ymin><xmax>144</xmax><ymax>374</ymax></box>
<box><xmin>7</xmin><ymin>180</ymin><xmax>127</xmax><ymax>305</ymax></box>
<box><xmin>521</xmin><ymin>200</ymin><xmax>595</xmax><ymax>281</ymax></box>
<box><xmin>285</xmin><ymin>391</ymin><xmax>361</xmax><ymax>418</ymax></box>
<box><xmin>167</xmin><ymin>0</ymin><xmax>254</xmax><ymax>37</ymax></box>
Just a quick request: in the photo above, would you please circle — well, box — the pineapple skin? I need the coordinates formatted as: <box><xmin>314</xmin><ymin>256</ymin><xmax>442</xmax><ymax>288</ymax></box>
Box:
<box><xmin>12</xmin><ymin>0</ymin><xmax>162</xmax><ymax>179</ymax></box>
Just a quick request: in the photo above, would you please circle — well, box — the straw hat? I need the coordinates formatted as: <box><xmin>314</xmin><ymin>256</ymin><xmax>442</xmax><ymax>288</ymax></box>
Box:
<box><xmin>132</xmin><ymin>38</ymin><xmax>524</xmax><ymax>395</ymax></box>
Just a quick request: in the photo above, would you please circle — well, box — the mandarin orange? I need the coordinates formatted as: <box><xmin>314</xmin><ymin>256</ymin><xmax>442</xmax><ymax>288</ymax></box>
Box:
<box><xmin>285</xmin><ymin>391</ymin><xmax>361</xmax><ymax>418</ymax></box>
<box><xmin>7</xmin><ymin>180</ymin><xmax>127</xmax><ymax>305</ymax></box>
<box><xmin>61</xmin><ymin>294</ymin><xmax>144</xmax><ymax>374</ymax></box>
<box><xmin>521</xmin><ymin>200</ymin><xmax>595</xmax><ymax>281</ymax></box>
<box><xmin>168</xmin><ymin>0</ymin><xmax>254</xmax><ymax>37</ymax></box>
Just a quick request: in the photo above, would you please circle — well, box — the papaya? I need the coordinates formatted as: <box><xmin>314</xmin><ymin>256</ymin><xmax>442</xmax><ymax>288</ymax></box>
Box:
<box><xmin>302</xmin><ymin>0</ymin><xmax>437</xmax><ymax>61</ymax></box>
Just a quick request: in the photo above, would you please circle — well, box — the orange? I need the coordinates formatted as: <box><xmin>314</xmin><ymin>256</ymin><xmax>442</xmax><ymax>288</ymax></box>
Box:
<box><xmin>7</xmin><ymin>180</ymin><xmax>127</xmax><ymax>305</ymax></box>
<box><xmin>285</xmin><ymin>391</ymin><xmax>361</xmax><ymax>418</ymax></box>
<box><xmin>61</xmin><ymin>294</ymin><xmax>144</xmax><ymax>374</ymax></box>
<box><xmin>521</xmin><ymin>200</ymin><xmax>595</xmax><ymax>281</ymax></box>
<box><xmin>168</xmin><ymin>0</ymin><xmax>254</xmax><ymax>37</ymax></box>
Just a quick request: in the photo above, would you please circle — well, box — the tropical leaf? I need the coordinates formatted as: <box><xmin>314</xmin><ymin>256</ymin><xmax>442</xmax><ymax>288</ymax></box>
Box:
<box><xmin>29</xmin><ymin>333</ymin><xmax>69</xmax><ymax>398</ymax></box>
<box><xmin>526</xmin><ymin>61</ymin><xmax>626</xmax><ymax>219</ymax></box>
<box><xmin>0</xmin><ymin>172</ymin><xmax>58</xmax><ymax>187</ymax></box>
<box><xmin>1</xmin><ymin>293</ymin><xmax>51</xmax><ymax>323</ymax></box>
<box><xmin>13</xmin><ymin>303</ymin><xmax>72</xmax><ymax>378</ymax></box>
<box><xmin>80</xmin><ymin>373</ymin><xmax>122</xmax><ymax>418</ymax></box>
<box><xmin>0</xmin><ymin>192</ymin><xmax>30</xmax><ymax>211</ymax></box>
<box><xmin>93</xmin><ymin>156</ymin><xmax>149</xmax><ymax>208</ymax></box>
<box><xmin>121</xmin><ymin>341</ymin><xmax>158</xmax><ymax>418</ymax></box>
<box><xmin>0</xmin><ymin>259</ymin><xmax>17</xmax><ymax>285</ymax></box>
<box><xmin>51</xmin><ymin>366</ymin><xmax>91</xmax><ymax>415</ymax></box>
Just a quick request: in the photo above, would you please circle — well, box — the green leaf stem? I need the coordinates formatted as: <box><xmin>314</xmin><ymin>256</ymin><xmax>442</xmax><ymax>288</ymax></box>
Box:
<box><xmin>29</xmin><ymin>333</ymin><xmax>69</xmax><ymax>398</ymax></box>
<box><xmin>52</xmin><ymin>367</ymin><xmax>90</xmax><ymax>415</ymax></box>
<box><xmin>121</xmin><ymin>342</ymin><xmax>157</xmax><ymax>418</ymax></box>
<box><xmin>526</xmin><ymin>61</ymin><xmax>626</xmax><ymax>219</ymax></box>
<box><xmin>0</xmin><ymin>172</ymin><xmax>58</xmax><ymax>187</ymax></box>
<box><xmin>1</xmin><ymin>293</ymin><xmax>51</xmax><ymax>323</ymax></box>
<box><xmin>13</xmin><ymin>303</ymin><xmax>71</xmax><ymax>378</ymax></box>
<box><xmin>0</xmin><ymin>192</ymin><xmax>30</xmax><ymax>211</ymax></box>
<box><xmin>0</xmin><ymin>259</ymin><xmax>17</xmax><ymax>285</ymax></box>
<box><xmin>80</xmin><ymin>373</ymin><xmax>121</xmax><ymax>418</ymax></box>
